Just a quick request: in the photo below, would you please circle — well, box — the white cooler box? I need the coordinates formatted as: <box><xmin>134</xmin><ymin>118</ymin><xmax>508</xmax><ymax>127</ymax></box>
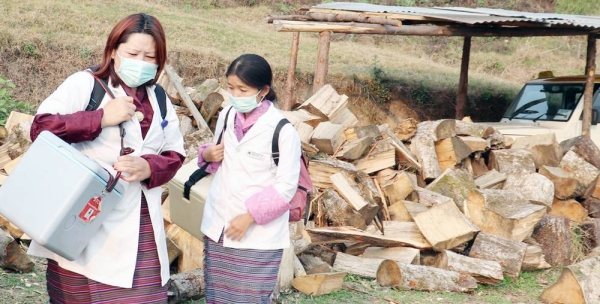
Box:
<box><xmin>168</xmin><ymin>158</ymin><xmax>213</xmax><ymax>240</ymax></box>
<box><xmin>0</xmin><ymin>130</ymin><xmax>124</xmax><ymax>261</ymax></box>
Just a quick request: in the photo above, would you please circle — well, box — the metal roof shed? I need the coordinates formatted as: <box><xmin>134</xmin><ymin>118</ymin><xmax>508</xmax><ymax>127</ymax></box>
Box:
<box><xmin>268</xmin><ymin>2</ymin><xmax>600</xmax><ymax>137</ymax></box>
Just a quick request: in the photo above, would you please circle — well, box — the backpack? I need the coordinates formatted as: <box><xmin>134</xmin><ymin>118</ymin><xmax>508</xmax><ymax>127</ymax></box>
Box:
<box><xmin>85</xmin><ymin>66</ymin><xmax>168</xmax><ymax>120</ymax></box>
<box><xmin>272</xmin><ymin>118</ymin><xmax>313</xmax><ymax>223</ymax></box>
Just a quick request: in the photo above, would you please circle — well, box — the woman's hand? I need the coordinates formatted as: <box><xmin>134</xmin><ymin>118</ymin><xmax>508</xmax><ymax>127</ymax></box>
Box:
<box><xmin>113</xmin><ymin>155</ymin><xmax>151</xmax><ymax>182</ymax></box>
<box><xmin>225</xmin><ymin>213</ymin><xmax>255</xmax><ymax>241</ymax></box>
<box><xmin>101</xmin><ymin>96</ymin><xmax>136</xmax><ymax>128</ymax></box>
<box><xmin>202</xmin><ymin>143</ymin><xmax>224</xmax><ymax>162</ymax></box>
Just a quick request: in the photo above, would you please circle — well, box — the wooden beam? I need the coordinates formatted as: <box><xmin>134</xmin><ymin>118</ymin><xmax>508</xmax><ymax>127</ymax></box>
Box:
<box><xmin>313</xmin><ymin>31</ymin><xmax>331</xmax><ymax>94</ymax></box>
<box><xmin>284</xmin><ymin>32</ymin><xmax>300</xmax><ymax>111</ymax></box>
<box><xmin>456</xmin><ymin>36</ymin><xmax>471</xmax><ymax>120</ymax></box>
<box><xmin>163</xmin><ymin>65</ymin><xmax>211</xmax><ymax>133</ymax></box>
<box><xmin>582</xmin><ymin>34</ymin><xmax>597</xmax><ymax>138</ymax></box>
<box><xmin>272</xmin><ymin>20</ymin><xmax>594</xmax><ymax>37</ymax></box>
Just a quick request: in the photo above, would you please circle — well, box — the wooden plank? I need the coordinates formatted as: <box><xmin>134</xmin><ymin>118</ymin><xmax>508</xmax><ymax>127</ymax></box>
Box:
<box><xmin>307</xmin><ymin>224</ymin><xmax>431</xmax><ymax>250</ymax></box>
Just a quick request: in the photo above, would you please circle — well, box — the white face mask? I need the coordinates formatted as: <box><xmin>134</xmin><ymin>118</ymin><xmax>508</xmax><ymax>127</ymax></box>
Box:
<box><xmin>115</xmin><ymin>51</ymin><xmax>158</xmax><ymax>88</ymax></box>
<box><xmin>228</xmin><ymin>90</ymin><xmax>263</xmax><ymax>113</ymax></box>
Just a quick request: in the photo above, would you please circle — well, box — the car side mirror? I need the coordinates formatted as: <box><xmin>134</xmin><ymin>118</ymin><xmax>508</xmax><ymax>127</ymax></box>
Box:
<box><xmin>593</xmin><ymin>109</ymin><xmax>599</xmax><ymax>125</ymax></box>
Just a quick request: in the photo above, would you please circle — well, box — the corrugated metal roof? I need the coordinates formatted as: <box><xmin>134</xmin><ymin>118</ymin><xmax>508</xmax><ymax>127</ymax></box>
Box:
<box><xmin>313</xmin><ymin>2</ymin><xmax>600</xmax><ymax>29</ymax></box>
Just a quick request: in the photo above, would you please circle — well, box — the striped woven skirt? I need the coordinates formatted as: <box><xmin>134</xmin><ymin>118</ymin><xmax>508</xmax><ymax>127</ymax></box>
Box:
<box><xmin>204</xmin><ymin>235</ymin><xmax>283</xmax><ymax>304</ymax></box>
<box><xmin>46</xmin><ymin>196</ymin><xmax>167</xmax><ymax>303</ymax></box>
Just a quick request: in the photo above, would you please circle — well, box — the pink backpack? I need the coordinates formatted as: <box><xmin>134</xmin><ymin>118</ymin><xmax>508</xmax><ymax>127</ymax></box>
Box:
<box><xmin>272</xmin><ymin>119</ymin><xmax>313</xmax><ymax>223</ymax></box>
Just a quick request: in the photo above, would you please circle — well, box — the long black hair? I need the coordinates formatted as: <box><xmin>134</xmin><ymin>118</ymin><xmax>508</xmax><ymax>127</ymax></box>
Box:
<box><xmin>226</xmin><ymin>54</ymin><xmax>277</xmax><ymax>102</ymax></box>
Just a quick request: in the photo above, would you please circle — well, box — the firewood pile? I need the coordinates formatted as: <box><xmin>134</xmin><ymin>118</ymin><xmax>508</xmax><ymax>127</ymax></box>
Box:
<box><xmin>2</xmin><ymin>69</ymin><xmax>600</xmax><ymax>303</ymax></box>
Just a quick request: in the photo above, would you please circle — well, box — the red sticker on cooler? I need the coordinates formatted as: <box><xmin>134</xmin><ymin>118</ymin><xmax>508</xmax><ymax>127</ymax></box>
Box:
<box><xmin>79</xmin><ymin>196</ymin><xmax>102</xmax><ymax>223</ymax></box>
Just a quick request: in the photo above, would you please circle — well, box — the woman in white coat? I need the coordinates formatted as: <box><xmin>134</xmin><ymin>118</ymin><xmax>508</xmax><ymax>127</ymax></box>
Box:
<box><xmin>28</xmin><ymin>13</ymin><xmax>185</xmax><ymax>303</ymax></box>
<box><xmin>198</xmin><ymin>54</ymin><xmax>302</xmax><ymax>304</ymax></box>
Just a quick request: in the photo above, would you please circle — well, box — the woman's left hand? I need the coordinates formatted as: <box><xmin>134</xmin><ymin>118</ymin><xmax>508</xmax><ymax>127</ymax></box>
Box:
<box><xmin>113</xmin><ymin>155</ymin><xmax>151</xmax><ymax>182</ymax></box>
<box><xmin>225</xmin><ymin>213</ymin><xmax>255</xmax><ymax>241</ymax></box>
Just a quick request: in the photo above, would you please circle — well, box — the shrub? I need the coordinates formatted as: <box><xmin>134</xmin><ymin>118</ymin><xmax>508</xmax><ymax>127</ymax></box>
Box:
<box><xmin>0</xmin><ymin>75</ymin><xmax>36</xmax><ymax>126</ymax></box>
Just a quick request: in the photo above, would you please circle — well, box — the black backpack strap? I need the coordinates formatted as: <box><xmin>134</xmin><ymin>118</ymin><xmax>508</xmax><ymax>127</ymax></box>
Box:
<box><xmin>272</xmin><ymin>119</ymin><xmax>290</xmax><ymax>167</ymax></box>
<box><xmin>86</xmin><ymin>66</ymin><xmax>109</xmax><ymax>111</ymax></box>
<box><xmin>183</xmin><ymin>107</ymin><xmax>233</xmax><ymax>200</ymax></box>
<box><xmin>154</xmin><ymin>84</ymin><xmax>167</xmax><ymax>120</ymax></box>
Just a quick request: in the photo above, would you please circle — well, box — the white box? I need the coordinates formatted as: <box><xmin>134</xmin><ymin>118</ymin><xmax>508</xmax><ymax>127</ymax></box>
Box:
<box><xmin>168</xmin><ymin>158</ymin><xmax>212</xmax><ymax>240</ymax></box>
<box><xmin>0</xmin><ymin>131</ymin><xmax>124</xmax><ymax>261</ymax></box>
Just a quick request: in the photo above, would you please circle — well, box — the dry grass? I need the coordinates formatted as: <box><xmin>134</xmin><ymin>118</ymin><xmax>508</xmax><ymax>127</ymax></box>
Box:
<box><xmin>0</xmin><ymin>0</ymin><xmax>596</xmax><ymax>121</ymax></box>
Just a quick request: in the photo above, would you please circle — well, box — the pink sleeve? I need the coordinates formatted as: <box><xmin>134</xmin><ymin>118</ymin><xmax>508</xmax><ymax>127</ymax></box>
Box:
<box><xmin>244</xmin><ymin>185</ymin><xmax>290</xmax><ymax>225</ymax></box>
<box><xmin>197</xmin><ymin>143</ymin><xmax>222</xmax><ymax>174</ymax></box>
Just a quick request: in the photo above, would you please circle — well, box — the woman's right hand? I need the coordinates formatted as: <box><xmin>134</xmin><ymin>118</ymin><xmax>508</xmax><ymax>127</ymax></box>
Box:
<box><xmin>202</xmin><ymin>143</ymin><xmax>224</xmax><ymax>162</ymax></box>
<box><xmin>100</xmin><ymin>96</ymin><xmax>136</xmax><ymax>128</ymax></box>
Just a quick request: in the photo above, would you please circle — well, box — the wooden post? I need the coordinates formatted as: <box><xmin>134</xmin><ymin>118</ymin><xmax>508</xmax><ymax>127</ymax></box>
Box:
<box><xmin>582</xmin><ymin>34</ymin><xmax>597</xmax><ymax>138</ymax></box>
<box><xmin>284</xmin><ymin>32</ymin><xmax>300</xmax><ymax>111</ymax></box>
<box><xmin>456</xmin><ymin>36</ymin><xmax>471</xmax><ymax>120</ymax></box>
<box><xmin>163</xmin><ymin>65</ymin><xmax>212</xmax><ymax>133</ymax></box>
<box><xmin>313</xmin><ymin>31</ymin><xmax>331</xmax><ymax>94</ymax></box>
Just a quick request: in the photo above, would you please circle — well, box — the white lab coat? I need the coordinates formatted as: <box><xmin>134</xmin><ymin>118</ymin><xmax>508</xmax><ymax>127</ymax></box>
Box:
<box><xmin>27</xmin><ymin>71</ymin><xmax>185</xmax><ymax>288</ymax></box>
<box><xmin>201</xmin><ymin>105</ymin><xmax>301</xmax><ymax>249</ymax></box>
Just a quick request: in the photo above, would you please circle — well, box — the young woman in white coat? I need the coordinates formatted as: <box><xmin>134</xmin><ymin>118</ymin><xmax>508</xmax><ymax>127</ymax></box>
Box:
<box><xmin>28</xmin><ymin>13</ymin><xmax>185</xmax><ymax>303</ymax></box>
<box><xmin>198</xmin><ymin>54</ymin><xmax>302</xmax><ymax>303</ymax></box>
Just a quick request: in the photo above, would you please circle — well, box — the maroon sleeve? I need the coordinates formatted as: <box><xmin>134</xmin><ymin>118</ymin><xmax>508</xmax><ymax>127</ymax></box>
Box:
<box><xmin>141</xmin><ymin>151</ymin><xmax>185</xmax><ymax>189</ymax></box>
<box><xmin>30</xmin><ymin>110</ymin><xmax>104</xmax><ymax>143</ymax></box>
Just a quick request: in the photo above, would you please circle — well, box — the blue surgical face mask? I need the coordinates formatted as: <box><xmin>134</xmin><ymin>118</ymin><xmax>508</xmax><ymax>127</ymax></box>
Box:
<box><xmin>116</xmin><ymin>51</ymin><xmax>158</xmax><ymax>88</ymax></box>
<box><xmin>228</xmin><ymin>90</ymin><xmax>263</xmax><ymax>113</ymax></box>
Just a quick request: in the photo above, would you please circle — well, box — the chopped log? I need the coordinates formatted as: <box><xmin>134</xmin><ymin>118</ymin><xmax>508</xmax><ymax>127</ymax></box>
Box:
<box><xmin>394</xmin><ymin>118</ymin><xmax>418</xmax><ymax>141</ymax></box>
<box><xmin>539</xmin><ymin>165</ymin><xmax>584</xmax><ymax>199</ymax></box>
<box><xmin>311</xmin><ymin>122</ymin><xmax>346</xmax><ymax>154</ymax></box>
<box><xmin>417</xmin><ymin>119</ymin><xmax>457</xmax><ymax>141</ymax></box>
<box><xmin>435</xmin><ymin>137</ymin><xmax>472</xmax><ymax>172</ymax></box>
<box><xmin>377</xmin><ymin>170</ymin><xmax>417</xmax><ymax>205</ymax></box>
<box><xmin>521</xmin><ymin>243</ymin><xmax>551</xmax><ymax>271</ymax></box>
<box><xmin>280</xmin><ymin>109</ymin><xmax>324</xmax><ymax>128</ymax></box>
<box><xmin>167</xmin><ymin>269</ymin><xmax>205</xmax><ymax>304</ymax></box>
<box><xmin>330</xmin><ymin>171</ymin><xmax>380</xmax><ymax>223</ymax></box>
<box><xmin>307</xmin><ymin>224</ymin><xmax>431</xmax><ymax>249</ymax></box>
<box><xmin>474</xmin><ymin>169</ymin><xmax>506</xmax><ymax>189</ymax></box>
<box><xmin>164</xmin><ymin>65</ymin><xmax>210</xmax><ymax>131</ymax></box>
<box><xmin>0</xmin><ymin>126</ymin><xmax>7</xmax><ymax>141</ymax></box>
<box><xmin>166</xmin><ymin>236</ymin><xmax>181</xmax><ymax>264</ymax></box>
<box><xmin>426</xmin><ymin>168</ymin><xmax>475</xmax><ymax>211</ymax></box>
<box><xmin>4</xmin><ymin>155</ymin><xmax>23</xmax><ymax>175</ymax></box>
<box><xmin>190</xmin><ymin>78</ymin><xmax>219</xmax><ymax>105</ymax></box>
<box><xmin>540</xmin><ymin>256</ymin><xmax>600</xmax><ymax>304</ymax></box>
<box><xmin>293</xmin><ymin>254</ymin><xmax>307</xmax><ymax>277</ymax></box>
<box><xmin>336</xmin><ymin>137</ymin><xmax>372</xmax><ymax>160</ymax></box>
<box><xmin>166</xmin><ymin>224</ymin><xmax>204</xmax><ymax>272</ymax></box>
<box><xmin>352</xmin><ymin>124</ymin><xmax>381</xmax><ymax>140</ymax></box>
<box><xmin>318</xmin><ymin>188</ymin><xmax>367</xmax><ymax>229</ymax></box>
<box><xmin>560</xmin><ymin>135</ymin><xmax>600</xmax><ymax>170</ymax></box>
<box><xmin>584</xmin><ymin>174</ymin><xmax>600</xmax><ymax>200</ymax></box>
<box><xmin>277</xmin><ymin>243</ymin><xmax>295</xmax><ymax>294</ymax></box>
<box><xmin>549</xmin><ymin>198</ymin><xmax>588</xmax><ymax>223</ymax></box>
<box><xmin>362</xmin><ymin>247</ymin><xmax>420</xmax><ymax>265</ymax></box>
<box><xmin>560</xmin><ymin>150</ymin><xmax>600</xmax><ymax>190</ymax></box>
<box><xmin>468</xmin><ymin>232</ymin><xmax>527</xmax><ymax>279</ymax></box>
<box><xmin>292</xmin><ymin>272</ymin><xmax>346</xmax><ymax>296</ymax></box>
<box><xmin>454</xmin><ymin>120</ymin><xmax>495</xmax><ymax>138</ymax></box>
<box><xmin>466</xmin><ymin>189</ymin><xmax>547</xmax><ymax>241</ymax></box>
<box><xmin>0</xmin><ymin>228</ymin><xmax>34</xmax><ymax>272</ymax></box>
<box><xmin>299</xmin><ymin>254</ymin><xmax>333</xmax><ymax>274</ymax></box>
<box><xmin>470</xmin><ymin>152</ymin><xmax>489</xmax><ymax>178</ymax></box>
<box><xmin>4</xmin><ymin>111</ymin><xmax>34</xmax><ymax>136</ymax></box>
<box><xmin>353</xmin><ymin>138</ymin><xmax>396</xmax><ymax>174</ymax></box>
<box><xmin>376</xmin><ymin>260</ymin><xmax>477</xmax><ymax>292</ymax></box>
<box><xmin>511</xmin><ymin>133</ymin><xmax>562</xmax><ymax>168</ymax></box>
<box><xmin>434</xmin><ymin>250</ymin><xmax>504</xmax><ymax>285</ymax></box>
<box><xmin>355</xmin><ymin>172</ymin><xmax>384</xmax><ymax>220</ymax></box>
<box><xmin>199</xmin><ymin>92</ymin><xmax>224</xmax><ymax>125</ymax></box>
<box><xmin>388</xmin><ymin>201</ymin><xmax>413</xmax><ymax>222</ymax></box>
<box><xmin>403</xmin><ymin>201</ymin><xmax>430</xmax><ymax>218</ymax></box>
<box><xmin>343</xmin><ymin>242</ymin><xmax>370</xmax><ymax>256</ymax></box>
<box><xmin>458</xmin><ymin>136</ymin><xmax>489</xmax><ymax>153</ymax></box>
<box><xmin>294</xmin><ymin>122</ymin><xmax>314</xmax><ymax>144</ymax></box>
<box><xmin>415</xmin><ymin>187</ymin><xmax>454</xmax><ymax>206</ymax></box>
<box><xmin>0</xmin><ymin>216</ymin><xmax>24</xmax><ymax>239</ymax></box>
<box><xmin>308</xmin><ymin>158</ymin><xmax>357</xmax><ymax>189</ymax></box>
<box><xmin>502</xmin><ymin>173</ymin><xmax>554</xmax><ymax>209</ymax></box>
<box><xmin>300</xmin><ymin>84</ymin><xmax>347</xmax><ymax>120</ymax></box>
<box><xmin>413</xmin><ymin>201</ymin><xmax>479</xmax><ymax>251</ymax></box>
<box><xmin>382</xmin><ymin>128</ymin><xmax>421</xmax><ymax>170</ymax></box>
<box><xmin>582</xmin><ymin>196</ymin><xmax>600</xmax><ymax>218</ymax></box>
<box><xmin>532</xmin><ymin>215</ymin><xmax>576</xmax><ymax>267</ymax></box>
<box><xmin>330</xmin><ymin>108</ymin><xmax>358</xmax><ymax>129</ymax></box>
<box><xmin>487</xmin><ymin>149</ymin><xmax>536</xmax><ymax>174</ymax></box>
<box><xmin>413</xmin><ymin>135</ymin><xmax>440</xmax><ymax>181</ymax></box>
<box><xmin>332</xmin><ymin>252</ymin><xmax>384</xmax><ymax>278</ymax></box>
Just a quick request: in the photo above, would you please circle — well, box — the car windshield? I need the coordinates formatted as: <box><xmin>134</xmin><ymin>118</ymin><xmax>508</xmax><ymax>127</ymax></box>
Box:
<box><xmin>503</xmin><ymin>84</ymin><xmax>585</xmax><ymax>121</ymax></box>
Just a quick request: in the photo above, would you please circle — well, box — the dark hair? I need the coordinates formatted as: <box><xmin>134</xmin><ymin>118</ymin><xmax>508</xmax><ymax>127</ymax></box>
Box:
<box><xmin>226</xmin><ymin>54</ymin><xmax>277</xmax><ymax>102</ymax></box>
<box><xmin>93</xmin><ymin>13</ymin><xmax>167</xmax><ymax>87</ymax></box>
